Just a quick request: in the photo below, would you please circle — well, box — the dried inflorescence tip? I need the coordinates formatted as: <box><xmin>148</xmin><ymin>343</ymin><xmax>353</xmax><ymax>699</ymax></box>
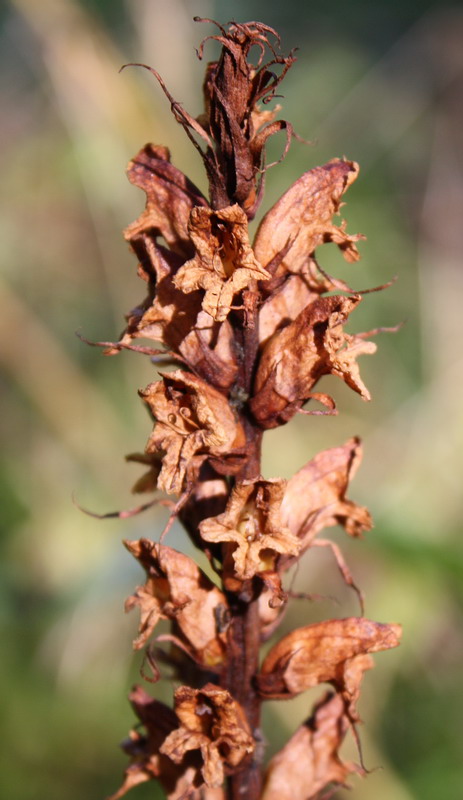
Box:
<box><xmin>99</xmin><ymin>17</ymin><xmax>402</xmax><ymax>800</ymax></box>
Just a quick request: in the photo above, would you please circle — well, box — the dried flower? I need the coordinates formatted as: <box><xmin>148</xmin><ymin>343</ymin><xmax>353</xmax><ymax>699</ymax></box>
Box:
<box><xmin>250</xmin><ymin>294</ymin><xmax>376</xmax><ymax>429</ymax></box>
<box><xmin>174</xmin><ymin>205</ymin><xmax>269</xmax><ymax>322</ymax></box>
<box><xmin>160</xmin><ymin>684</ymin><xmax>255</xmax><ymax>788</ymax></box>
<box><xmin>199</xmin><ymin>478</ymin><xmax>300</xmax><ymax>581</ymax></box>
<box><xmin>280</xmin><ymin>437</ymin><xmax>372</xmax><ymax>557</ymax></box>
<box><xmin>124</xmin><ymin>539</ymin><xmax>228</xmax><ymax>666</ymax></box>
<box><xmin>98</xmin><ymin>19</ymin><xmax>403</xmax><ymax>800</ymax></box>
<box><xmin>108</xmin><ymin>685</ymin><xmax>197</xmax><ymax>800</ymax></box>
<box><xmin>139</xmin><ymin>370</ymin><xmax>245</xmax><ymax>494</ymax></box>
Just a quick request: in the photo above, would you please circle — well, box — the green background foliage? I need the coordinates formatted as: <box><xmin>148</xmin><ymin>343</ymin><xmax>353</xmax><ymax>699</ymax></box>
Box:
<box><xmin>1</xmin><ymin>0</ymin><xmax>463</xmax><ymax>798</ymax></box>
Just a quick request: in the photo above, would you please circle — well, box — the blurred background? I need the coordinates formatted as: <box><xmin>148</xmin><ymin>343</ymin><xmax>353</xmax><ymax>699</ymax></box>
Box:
<box><xmin>1</xmin><ymin>0</ymin><xmax>463</xmax><ymax>798</ymax></box>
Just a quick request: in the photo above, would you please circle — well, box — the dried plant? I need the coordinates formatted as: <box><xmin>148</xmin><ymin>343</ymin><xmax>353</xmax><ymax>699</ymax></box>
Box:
<box><xmin>91</xmin><ymin>19</ymin><xmax>402</xmax><ymax>800</ymax></box>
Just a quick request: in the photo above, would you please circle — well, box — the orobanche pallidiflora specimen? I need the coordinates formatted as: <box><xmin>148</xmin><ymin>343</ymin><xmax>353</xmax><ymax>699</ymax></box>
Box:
<box><xmin>89</xmin><ymin>19</ymin><xmax>402</xmax><ymax>800</ymax></box>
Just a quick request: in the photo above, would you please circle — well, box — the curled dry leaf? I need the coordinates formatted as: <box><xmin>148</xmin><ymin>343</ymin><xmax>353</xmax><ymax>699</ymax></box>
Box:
<box><xmin>124</xmin><ymin>539</ymin><xmax>228</xmax><ymax>667</ymax></box>
<box><xmin>199</xmin><ymin>479</ymin><xmax>300</xmax><ymax>581</ymax></box>
<box><xmin>250</xmin><ymin>295</ymin><xmax>376</xmax><ymax>429</ymax></box>
<box><xmin>256</xmin><ymin>617</ymin><xmax>402</xmax><ymax>716</ymax></box>
<box><xmin>160</xmin><ymin>683</ymin><xmax>255</xmax><ymax>788</ymax></box>
<box><xmin>280</xmin><ymin>437</ymin><xmax>372</xmax><ymax>564</ymax></box>
<box><xmin>140</xmin><ymin>370</ymin><xmax>246</xmax><ymax>495</ymax></box>
<box><xmin>253</xmin><ymin>158</ymin><xmax>363</xmax><ymax>276</ymax></box>
<box><xmin>124</xmin><ymin>143</ymin><xmax>208</xmax><ymax>257</ymax></box>
<box><xmin>108</xmin><ymin>685</ymin><xmax>198</xmax><ymax>800</ymax></box>
<box><xmin>174</xmin><ymin>205</ymin><xmax>269</xmax><ymax>322</ymax></box>
<box><xmin>261</xmin><ymin>691</ymin><xmax>359</xmax><ymax>800</ymax></box>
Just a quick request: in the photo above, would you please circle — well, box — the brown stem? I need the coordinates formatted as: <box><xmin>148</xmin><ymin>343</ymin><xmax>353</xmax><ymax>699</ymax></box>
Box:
<box><xmin>226</xmin><ymin>596</ymin><xmax>263</xmax><ymax>800</ymax></box>
<box><xmin>223</xmin><ymin>284</ymin><xmax>263</xmax><ymax>800</ymax></box>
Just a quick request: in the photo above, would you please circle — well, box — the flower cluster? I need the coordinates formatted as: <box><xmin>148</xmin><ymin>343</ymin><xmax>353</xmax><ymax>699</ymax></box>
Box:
<box><xmin>103</xmin><ymin>20</ymin><xmax>402</xmax><ymax>800</ymax></box>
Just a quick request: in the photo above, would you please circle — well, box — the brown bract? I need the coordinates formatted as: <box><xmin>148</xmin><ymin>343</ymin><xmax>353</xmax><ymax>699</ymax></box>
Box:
<box><xmin>124</xmin><ymin>539</ymin><xmax>228</xmax><ymax>667</ymax></box>
<box><xmin>174</xmin><ymin>205</ymin><xmax>269</xmax><ymax>322</ymax></box>
<box><xmin>140</xmin><ymin>371</ymin><xmax>246</xmax><ymax>495</ymax></box>
<box><xmin>199</xmin><ymin>479</ymin><xmax>301</xmax><ymax>581</ymax></box>
<box><xmin>261</xmin><ymin>692</ymin><xmax>359</xmax><ymax>800</ymax></box>
<box><xmin>256</xmin><ymin>617</ymin><xmax>402</xmax><ymax>716</ymax></box>
<box><xmin>280</xmin><ymin>438</ymin><xmax>372</xmax><ymax>562</ymax></box>
<box><xmin>253</xmin><ymin>158</ymin><xmax>363</xmax><ymax>275</ymax></box>
<box><xmin>108</xmin><ymin>685</ymin><xmax>198</xmax><ymax>800</ymax></box>
<box><xmin>124</xmin><ymin>144</ymin><xmax>208</xmax><ymax>257</ymax></box>
<box><xmin>160</xmin><ymin>683</ymin><xmax>255</xmax><ymax>788</ymax></box>
<box><xmin>250</xmin><ymin>295</ymin><xmax>376</xmax><ymax>428</ymax></box>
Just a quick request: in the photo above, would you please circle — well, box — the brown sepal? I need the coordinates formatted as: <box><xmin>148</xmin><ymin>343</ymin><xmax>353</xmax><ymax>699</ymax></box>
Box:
<box><xmin>125</xmin><ymin>452</ymin><xmax>163</xmax><ymax>494</ymax></box>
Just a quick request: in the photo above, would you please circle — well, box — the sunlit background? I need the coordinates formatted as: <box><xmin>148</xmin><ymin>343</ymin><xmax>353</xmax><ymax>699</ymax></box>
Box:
<box><xmin>1</xmin><ymin>0</ymin><xmax>463</xmax><ymax>798</ymax></box>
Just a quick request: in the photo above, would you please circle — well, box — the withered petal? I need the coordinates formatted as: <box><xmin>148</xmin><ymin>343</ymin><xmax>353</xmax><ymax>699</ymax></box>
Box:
<box><xmin>160</xmin><ymin>683</ymin><xmax>255</xmax><ymax>788</ymax></box>
<box><xmin>108</xmin><ymin>685</ymin><xmax>197</xmax><ymax>800</ymax></box>
<box><xmin>279</xmin><ymin>437</ymin><xmax>372</xmax><ymax>562</ymax></box>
